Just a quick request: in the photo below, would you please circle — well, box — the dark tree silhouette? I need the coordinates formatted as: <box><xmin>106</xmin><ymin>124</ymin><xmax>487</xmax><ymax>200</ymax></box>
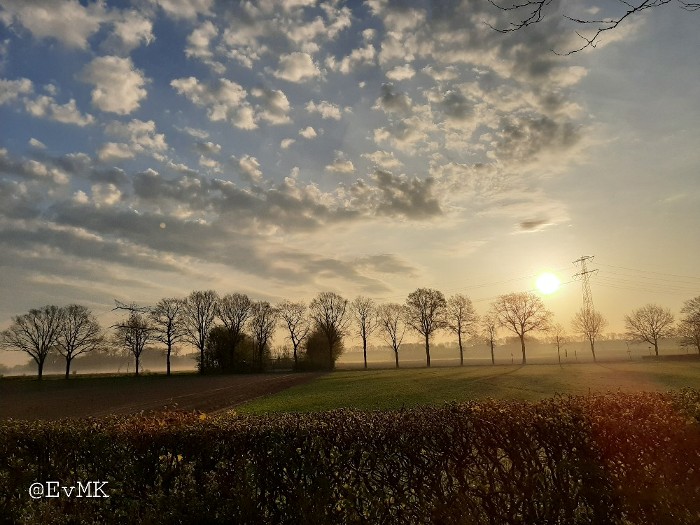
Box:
<box><xmin>150</xmin><ymin>298</ymin><xmax>184</xmax><ymax>376</ymax></box>
<box><xmin>488</xmin><ymin>0</ymin><xmax>699</xmax><ymax>54</ymax></box>
<box><xmin>114</xmin><ymin>311</ymin><xmax>153</xmax><ymax>376</ymax></box>
<box><xmin>446</xmin><ymin>294</ymin><xmax>479</xmax><ymax>366</ymax></box>
<box><xmin>571</xmin><ymin>308</ymin><xmax>607</xmax><ymax>362</ymax></box>
<box><xmin>492</xmin><ymin>292</ymin><xmax>552</xmax><ymax>364</ymax></box>
<box><xmin>309</xmin><ymin>292</ymin><xmax>349</xmax><ymax>370</ymax></box>
<box><xmin>351</xmin><ymin>296</ymin><xmax>376</xmax><ymax>369</ymax></box>
<box><xmin>56</xmin><ymin>304</ymin><xmax>103</xmax><ymax>379</ymax></box>
<box><xmin>482</xmin><ymin>314</ymin><xmax>499</xmax><ymax>365</ymax></box>
<box><xmin>217</xmin><ymin>293</ymin><xmax>252</xmax><ymax>368</ymax></box>
<box><xmin>376</xmin><ymin>303</ymin><xmax>406</xmax><ymax>369</ymax></box>
<box><xmin>278</xmin><ymin>300</ymin><xmax>310</xmax><ymax>368</ymax></box>
<box><xmin>182</xmin><ymin>290</ymin><xmax>218</xmax><ymax>373</ymax></box>
<box><xmin>405</xmin><ymin>288</ymin><xmax>447</xmax><ymax>368</ymax></box>
<box><xmin>679</xmin><ymin>296</ymin><xmax>700</xmax><ymax>354</ymax></box>
<box><xmin>249</xmin><ymin>301</ymin><xmax>278</xmax><ymax>371</ymax></box>
<box><xmin>625</xmin><ymin>304</ymin><xmax>674</xmax><ymax>356</ymax></box>
<box><xmin>1</xmin><ymin>305</ymin><xmax>63</xmax><ymax>380</ymax></box>
<box><xmin>550</xmin><ymin>323</ymin><xmax>567</xmax><ymax>365</ymax></box>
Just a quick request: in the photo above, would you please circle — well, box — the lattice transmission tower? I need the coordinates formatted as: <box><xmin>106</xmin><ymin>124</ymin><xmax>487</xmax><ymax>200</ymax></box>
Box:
<box><xmin>572</xmin><ymin>255</ymin><xmax>598</xmax><ymax>312</ymax></box>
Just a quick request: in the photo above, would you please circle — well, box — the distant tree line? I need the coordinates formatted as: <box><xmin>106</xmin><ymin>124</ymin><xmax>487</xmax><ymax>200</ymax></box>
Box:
<box><xmin>2</xmin><ymin>288</ymin><xmax>700</xmax><ymax>380</ymax></box>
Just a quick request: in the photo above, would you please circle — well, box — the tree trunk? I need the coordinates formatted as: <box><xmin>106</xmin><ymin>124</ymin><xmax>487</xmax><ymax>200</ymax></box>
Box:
<box><xmin>135</xmin><ymin>356</ymin><xmax>140</xmax><ymax>376</ymax></box>
<box><xmin>458</xmin><ymin>332</ymin><xmax>463</xmax><ymax>366</ymax></box>
<box><xmin>425</xmin><ymin>333</ymin><xmax>431</xmax><ymax>368</ymax></box>
<box><xmin>490</xmin><ymin>341</ymin><xmax>495</xmax><ymax>365</ymax></box>
<box><xmin>589</xmin><ymin>339</ymin><xmax>596</xmax><ymax>362</ymax></box>
<box><xmin>363</xmin><ymin>336</ymin><xmax>367</xmax><ymax>370</ymax></box>
<box><xmin>520</xmin><ymin>335</ymin><xmax>526</xmax><ymax>364</ymax></box>
<box><xmin>65</xmin><ymin>356</ymin><xmax>72</xmax><ymax>379</ymax></box>
<box><xmin>328</xmin><ymin>339</ymin><xmax>334</xmax><ymax>371</ymax></box>
<box><xmin>654</xmin><ymin>341</ymin><xmax>659</xmax><ymax>356</ymax></box>
<box><xmin>37</xmin><ymin>358</ymin><xmax>44</xmax><ymax>380</ymax></box>
<box><xmin>166</xmin><ymin>345</ymin><xmax>171</xmax><ymax>376</ymax></box>
<box><xmin>394</xmin><ymin>349</ymin><xmax>399</xmax><ymax>369</ymax></box>
<box><xmin>293</xmin><ymin>344</ymin><xmax>298</xmax><ymax>368</ymax></box>
<box><xmin>199</xmin><ymin>347</ymin><xmax>205</xmax><ymax>374</ymax></box>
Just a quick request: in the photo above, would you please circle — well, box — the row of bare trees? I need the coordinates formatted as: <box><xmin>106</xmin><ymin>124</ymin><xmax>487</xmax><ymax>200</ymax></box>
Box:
<box><xmin>3</xmin><ymin>289</ymin><xmax>700</xmax><ymax>378</ymax></box>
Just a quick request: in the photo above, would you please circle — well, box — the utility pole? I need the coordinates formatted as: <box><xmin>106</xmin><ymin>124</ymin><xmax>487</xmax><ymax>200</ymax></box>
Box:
<box><xmin>572</xmin><ymin>255</ymin><xmax>598</xmax><ymax>312</ymax></box>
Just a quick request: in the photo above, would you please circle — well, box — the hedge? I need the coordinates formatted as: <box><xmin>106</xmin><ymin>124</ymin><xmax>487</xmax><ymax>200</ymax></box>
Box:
<box><xmin>1</xmin><ymin>390</ymin><xmax>699</xmax><ymax>524</ymax></box>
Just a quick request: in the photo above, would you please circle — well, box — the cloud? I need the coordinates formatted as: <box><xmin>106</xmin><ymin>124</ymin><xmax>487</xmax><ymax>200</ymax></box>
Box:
<box><xmin>0</xmin><ymin>0</ymin><xmax>105</xmax><ymax>49</ymax></box>
<box><xmin>185</xmin><ymin>20</ymin><xmax>224</xmax><ymax>73</ymax></box>
<box><xmin>299</xmin><ymin>126</ymin><xmax>317</xmax><ymax>139</ymax></box>
<box><xmin>354</xmin><ymin>254</ymin><xmax>417</xmax><ymax>277</ymax></box>
<box><xmin>251</xmin><ymin>87</ymin><xmax>291</xmax><ymax>124</ymax></box>
<box><xmin>28</xmin><ymin>138</ymin><xmax>46</xmax><ymax>150</ymax></box>
<box><xmin>0</xmin><ymin>150</ymin><xmax>69</xmax><ymax>185</ymax></box>
<box><xmin>104</xmin><ymin>119</ymin><xmax>168</xmax><ymax>158</ymax></box>
<box><xmin>171</xmin><ymin>76</ymin><xmax>256</xmax><ymax>130</ymax></box>
<box><xmin>327</xmin><ymin>42</ymin><xmax>376</xmax><ymax>74</ymax></box>
<box><xmin>305</xmin><ymin>100</ymin><xmax>343</xmax><ymax>120</ymax></box>
<box><xmin>385</xmin><ymin>64</ymin><xmax>415</xmax><ymax>81</ymax></box>
<box><xmin>24</xmin><ymin>95</ymin><xmax>94</xmax><ymax>126</ymax></box>
<box><xmin>97</xmin><ymin>142</ymin><xmax>134</xmax><ymax>162</ymax></box>
<box><xmin>103</xmin><ymin>10</ymin><xmax>154</xmax><ymax>54</ymax></box>
<box><xmin>361</xmin><ymin>150</ymin><xmax>403</xmax><ymax>171</ymax></box>
<box><xmin>375</xmin><ymin>83</ymin><xmax>412</xmax><ymax>115</ymax></box>
<box><xmin>194</xmin><ymin>141</ymin><xmax>221</xmax><ymax>155</ymax></box>
<box><xmin>235</xmin><ymin>155</ymin><xmax>263</xmax><ymax>183</ymax></box>
<box><xmin>325</xmin><ymin>152</ymin><xmax>355</xmax><ymax>174</ymax></box>
<box><xmin>0</xmin><ymin>77</ymin><xmax>32</xmax><ymax>105</ymax></box>
<box><xmin>274</xmin><ymin>52</ymin><xmax>321</xmax><ymax>83</ymax></box>
<box><xmin>280</xmin><ymin>138</ymin><xmax>296</xmax><ymax>149</ymax></box>
<box><xmin>149</xmin><ymin>0</ymin><xmax>214</xmax><ymax>20</ymax></box>
<box><xmin>82</xmin><ymin>56</ymin><xmax>148</xmax><ymax>115</ymax></box>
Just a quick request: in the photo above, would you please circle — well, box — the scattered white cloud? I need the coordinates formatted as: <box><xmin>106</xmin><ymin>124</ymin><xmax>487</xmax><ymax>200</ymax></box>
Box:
<box><xmin>171</xmin><ymin>76</ymin><xmax>256</xmax><ymax>130</ymax></box>
<box><xmin>82</xmin><ymin>56</ymin><xmax>148</xmax><ymax>115</ymax></box>
<box><xmin>28</xmin><ymin>138</ymin><xmax>46</xmax><ymax>150</ymax></box>
<box><xmin>274</xmin><ymin>52</ymin><xmax>321</xmax><ymax>83</ymax></box>
<box><xmin>299</xmin><ymin>126</ymin><xmax>317</xmax><ymax>139</ymax></box>
<box><xmin>386</xmin><ymin>64</ymin><xmax>415</xmax><ymax>81</ymax></box>
<box><xmin>0</xmin><ymin>0</ymin><xmax>105</xmax><ymax>49</ymax></box>
<box><xmin>235</xmin><ymin>154</ymin><xmax>263</xmax><ymax>183</ymax></box>
<box><xmin>149</xmin><ymin>0</ymin><xmax>214</xmax><ymax>20</ymax></box>
<box><xmin>105</xmin><ymin>119</ymin><xmax>167</xmax><ymax>157</ymax></box>
<box><xmin>25</xmin><ymin>95</ymin><xmax>95</xmax><ymax>126</ymax></box>
<box><xmin>104</xmin><ymin>10</ymin><xmax>154</xmax><ymax>54</ymax></box>
<box><xmin>281</xmin><ymin>138</ymin><xmax>296</xmax><ymax>149</ymax></box>
<box><xmin>362</xmin><ymin>150</ymin><xmax>403</xmax><ymax>171</ymax></box>
<box><xmin>251</xmin><ymin>87</ymin><xmax>291</xmax><ymax>124</ymax></box>
<box><xmin>98</xmin><ymin>142</ymin><xmax>135</xmax><ymax>162</ymax></box>
<box><xmin>0</xmin><ymin>77</ymin><xmax>32</xmax><ymax>105</ymax></box>
<box><xmin>305</xmin><ymin>100</ymin><xmax>343</xmax><ymax>120</ymax></box>
<box><xmin>325</xmin><ymin>152</ymin><xmax>355</xmax><ymax>174</ymax></box>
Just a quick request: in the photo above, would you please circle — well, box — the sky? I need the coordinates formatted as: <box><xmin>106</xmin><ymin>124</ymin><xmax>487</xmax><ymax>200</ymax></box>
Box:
<box><xmin>1</xmin><ymin>0</ymin><xmax>700</xmax><ymax>362</ymax></box>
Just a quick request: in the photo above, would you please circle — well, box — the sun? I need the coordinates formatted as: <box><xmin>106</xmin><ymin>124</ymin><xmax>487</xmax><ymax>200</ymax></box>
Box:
<box><xmin>536</xmin><ymin>272</ymin><xmax>561</xmax><ymax>295</ymax></box>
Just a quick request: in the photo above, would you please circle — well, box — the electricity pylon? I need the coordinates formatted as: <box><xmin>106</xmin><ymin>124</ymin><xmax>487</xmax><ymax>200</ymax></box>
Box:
<box><xmin>572</xmin><ymin>255</ymin><xmax>598</xmax><ymax>312</ymax></box>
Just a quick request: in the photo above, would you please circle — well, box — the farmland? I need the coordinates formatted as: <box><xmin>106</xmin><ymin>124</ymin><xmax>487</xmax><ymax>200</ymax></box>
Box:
<box><xmin>1</xmin><ymin>361</ymin><xmax>698</xmax><ymax>419</ymax></box>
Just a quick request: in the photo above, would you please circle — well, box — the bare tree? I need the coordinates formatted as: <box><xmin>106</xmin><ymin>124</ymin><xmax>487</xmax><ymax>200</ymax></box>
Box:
<box><xmin>217</xmin><ymin>293</ymin><xmax>253</xmax><ymax>367</ymax></box>
<box><xmin>405</xmin><ymin>288</ymin><xmax>447</xmax><ymax>368</ymax></box>
<box><xmin>56</xmin><ymin>304</ymin><xmax>103</xmax><ymax>379</ymax></box>
<box><xmin>376</xmin><ymin>303</ymin><xmax>407</xmax><ymax>369</ymax></box>
<box><xmin>182</xmin><ymin>290</ymin><xmax>218</xmax><ymax>373</ymax></box>
<box><xmin>625</xmin><ymin>304</ymin><xmax>675</xmax><ymax>356</ymax></box>
<box><xmin>114</xmin><ymin>311</ymin><xmax>153</xmax><ymax>376</ymax></box>
<box><xmin>309</xmin><ymin>292</ymin><xmax>349</xmax><ymax>370</ymax></box>
<box><xmin>482</xmin><ymin>314</ymin><xmax>499</xmax><ymax>365</ymax></box>
<box><xmin>278</xmin><ymin>300</ymin><xmax>310</xmax><ymax>367</ymax></box>
<box><xmin>150</xmin><ymin>298</ymin><xmax>184</xmax><ymax>376</ymax></box>
<box><xmin>1</xmin><ymin>305</ymin><xmax>63</xmax><ymax>380</ymax></box>
<box><xmin>351</xmin><ymin>296</ymin><xmax>377</xmax><ymax>369</ymax></box>
<box><xmin>492</xmin><ymin>292</ymin><xmax>552</xmax><ymax>364</ymax></box>
<box><xmin>249</xmin><ymin>301</ymin><xmax>279</xmax><ymax>370</ymax></box>
<box><xmin>550</xmin><ymin>323</ymin><xmax>567</xmax><ymax>365</ymax></box>
<box><xmin>446</xmin><ymin>294</ymin><xmax>479</xmax><ymax>366</ymax></box>
<box><xmin>679</xmin><ymin>296</ymin><xmax>700</xmax><ymax>354</ymax></box>
<box><xmin>571</xmin><ymin>308</ymin><xmax>608</xmax><ymax>362</ymax></box>
<box><xmin>487</xmin><ymin>0</ymin><xmax>699</xmax><ymax>54</ymax></box>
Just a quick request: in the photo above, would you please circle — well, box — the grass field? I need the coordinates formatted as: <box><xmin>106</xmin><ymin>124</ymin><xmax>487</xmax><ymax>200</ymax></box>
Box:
<box><xmin>238</xmin><ymin>361</ymin><xmax>700</xmax><ymax>414</ymax></box>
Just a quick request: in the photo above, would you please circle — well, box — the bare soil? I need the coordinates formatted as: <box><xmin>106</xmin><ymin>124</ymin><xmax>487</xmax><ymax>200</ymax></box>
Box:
<box><xmin>0</xmin><ymin>372</ymin><xmax>324</xmax><ymax>420</ymax></box>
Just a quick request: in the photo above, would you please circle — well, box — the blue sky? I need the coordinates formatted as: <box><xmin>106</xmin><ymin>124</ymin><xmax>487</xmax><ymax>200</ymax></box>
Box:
<box><xmin>1</xmin><ymin>0</ymin><xmax>699</xmax><ymax>353</ymax></box>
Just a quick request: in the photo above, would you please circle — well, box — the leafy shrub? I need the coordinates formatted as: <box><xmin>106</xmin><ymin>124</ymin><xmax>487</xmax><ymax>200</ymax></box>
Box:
<box><xmin>1</xmin><ymin>391</ymin><xmax>698</xmax><ymax>524</ymax></box>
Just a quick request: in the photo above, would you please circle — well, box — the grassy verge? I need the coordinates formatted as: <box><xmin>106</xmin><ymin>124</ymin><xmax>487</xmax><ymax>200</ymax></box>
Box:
<box><xmin>238</xmin><ymin>361</ymin><xmax>700</xmax><ymax>413</ymax></box>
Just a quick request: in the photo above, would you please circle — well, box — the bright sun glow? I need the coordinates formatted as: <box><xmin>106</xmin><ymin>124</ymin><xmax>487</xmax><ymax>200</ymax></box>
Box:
<box><xmin>536</xmin><ymin>272</ymin><xmax>561</xmax><ymax>295</ymax></box>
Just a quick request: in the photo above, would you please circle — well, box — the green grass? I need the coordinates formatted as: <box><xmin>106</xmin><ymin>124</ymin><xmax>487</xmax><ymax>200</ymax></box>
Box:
<box><xmin>238</xmin><ymin>361</ymin><xmax>700</xmax><ymax>414</ymax></box>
